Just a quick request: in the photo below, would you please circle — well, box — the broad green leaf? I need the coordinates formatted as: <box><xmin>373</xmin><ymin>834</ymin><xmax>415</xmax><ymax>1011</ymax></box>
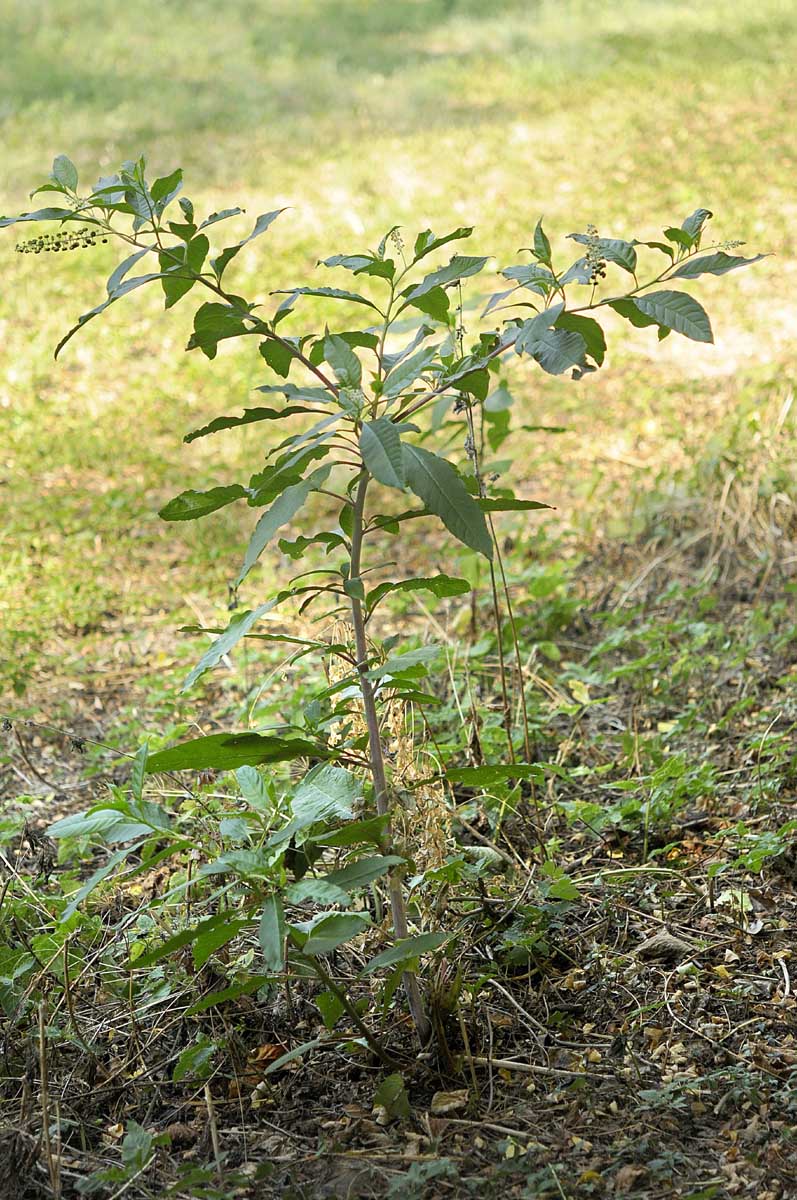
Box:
<box><xmin>367</xmin><ymin>575</ymin><xmax>470</xmax><ymax>609</ymax></box>
<box><xmin>554</xmin><ymin>312</ymin><xmax>606</xmax><ymax>365</ymax></box>
<box><xmin>559</xmin><ymin>257</ymin><xmax>593</xmax><ymax>285</ymax></box>
<box><xmin>681</xmin><ymin>208</ymin><xmax>713</xmax><ymax>239</ymax></box>
<box><xmin>106</xmin><ymin>247</ymin><xmax>151</xmax><ymax>294</ymax></box>
<box><xmin>608</xmin><ymin>297</ymin><xmax>660</xmax><ymax>330</ymax></box>
<box><xmin>193</xmin><ymin>918</ymin><xmax>249</xmax><ymax>968</ymax></box>
<box><xmin>500</xmin><ymin>263</ymin><xmax>555</xmax><ymax>290</ymax></box>
<box><xmin>313</xmin><ymin>813</ymin><xmax>391</xmax><ymax>848</ymax></box>
<box><xmin>300</xmin><ymin>911</ymin><xmax>371</xmax><ymax>956</ymax></box>
<box><xmin>533</xmin><ymin>217</ymin><xmax>552</xmax><ymax>266</ymax></box>
<box><xmin>236</xmin><ymin>765</ymin><xmax>272</xmax><ymax>812</ymax></box>
<box><xmin>211</xmin><ymin>209</ymin><xmax>285</xmax><ymax>280</ymax></box>
<box><xmin>367</xmin><ymin>644</ymin><xmax>441</xmax><ymax>680</ymax></box>
<box><xmin>402</xmin><ymin>444</ymin><xmax>492</xmax><ymax>559</ymax></box>
<box><xmin>187</xmin><ymin>302</ymin><xmax>251</xmax><ymax>358</ymax></box>
<box><xmin>546</xmin><ymin>876</ymin><xmax>580</xmax><ymax>901</ymax></box>
<box><xmin>316</xmin><ymin>990</ymin><xmax>345</xmax><ymax>1029</ymax></box>
<box><xmin>158</xmin><ymin>234</ymin><xmax>209</xmax><ymax>308</ymax></box>
<box><xmin>406</xmin><ymin>285</ymin><xmax>450</xmax><ymax>321</ymax></box>
<box><xmin>183</xmin><ymin>600</ymin><xmax>280</xmax><ymax>691</ymax></box>
<box><xmin>285</xmin><ymin>878</ymin><xmax>350</xmax><ymax>906</ymax></box>
<box><xmin>360</xmin><ymin>418</ymin><xmax>406</xmax><ymax>490</ymax></box>
<box><xmin>406</xmin><ymin>255</ymin><xmax>488</xmax><ymax>300</ymax></box>
<box><xmin>516</xmin><ymin>303</ymin><xmax>586</xmax><ymax>374</ymax></box>
<box><xmin>263</xmin><ymin>1037</ymin><xmax>325</xmax><ymax>1075</ymax></box>
<box><xmin>48</xmin><ymin>808</ymin><xmax>150</xmax><ymax>841</ymax></box>
<box><xmin>361</xmin><ymin>932</ymin><xmax>449</xmax><ymax>975</ymax></box>
<box><xmin>198</xmin><ymin>207</ymin><xmax>244</xmax><ymax>230</ymax></box>
<box><xmin>323</xmin><ymin>334</ymin><xmax>362</xmax><ymax>388</ymax></box>
<box><xmin>669</xmin><ymin>251</ymin><xmax>767</xmax><ymax>280</ymax></box>
<box><xmin>322</xmin><ymin>253</ymin><xmax>394</xmax><ymax>279</ymax></box>
<box><xmin>446</xmin><ymin>763</ymin><xmax>544</xmax><ymax>785</ymax></box>
<box><xmin>173</xmin><ymin>1036</ymin><xmax>217</xmax><ymax>1082</ymax></box>
<box><xmin>373</xmin><ymin>1073</ymin><xmax>411</xmax><ymax>1120</ymax></box>
<box><xmin>184</xmin><ymin>405</ymin><xmax>315</xmax><ymax>444</ymax></box>
<box><xmin>159</xmin><ymin>483</ymin><xmax>247</xmax><ymax>521</ymax></box>
<box><xmin>259</xmin><ymin>894</ymin><xmax>286</xmax><ymax>972</ymax></box>
<box><xmin>150</xmin><ymin>168</ymin><xmax>183</xmax><ymax>211</ymax></box>
<box><xmin>631</xmin><ymin>290</ymin><xmax>713</xmax><ymax>342</ymax></box>
<box><xmin>633</xmin><ymin>239</ymin><xmax>674</xmax><ymax>260</ymax></box>
<box><xmin>51</xmin><ymin>155</ymin><xmax>78</xmax><ymax>191</ymax></box>
<box><xmin>413</xmin><ymin>226</ymin><xmax>473</xmax><ymax>262</ymax></box>
<box><xmin>292</xmin><ymin>764</ymin><xmax>361</xmax><ymax>826</ymax></box>
<box><xmin>0</xmin><ymin>206</ymin><xmax>75</xmax><ymax>228</ymax></box>
<box><xmin>663</xmin><ymin>226</ymin><xmax>694</xmax><ymax>250</ymax></box>
<box><xmin>131</xmin><ymin>912</ymin><xmax>237</xmax><ymax>969</ymax></box>
<box><xmin>326</xmin><ymin>854</ymin><xmax>404</xmax><ymax>891</ymax></box>
<box><xmin>569</xmin><ymin>234</ymin><xmax>637</xmax><ymax>274</ymax></box>
<box><xmin>146</xmin><ymin>732</ymin><xmax>321</xmax><ymax>774</ymax></box>
<box><xmin>235</xmin><ymin>465</ymin><xmax>331</xmax><ymax>586</ymax></box>
<box><xmin>273</xmin><ymin>286</ymin><xmax>382</xmax><ymax>314</ymax></box>
<box><xmin>382</xmin><ymin>345</ymin><xmax>438</xmax><ymax>398</ymax></box>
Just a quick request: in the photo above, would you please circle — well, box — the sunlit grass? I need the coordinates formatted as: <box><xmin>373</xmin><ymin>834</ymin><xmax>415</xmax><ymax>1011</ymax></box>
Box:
<box><xmin>1</xmin><ymin>0</ymin><xmax>795</xmax><ymax>697</ymax></box>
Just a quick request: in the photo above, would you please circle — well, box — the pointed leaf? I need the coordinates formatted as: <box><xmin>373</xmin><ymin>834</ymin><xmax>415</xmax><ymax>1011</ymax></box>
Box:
<box><xmin>292</xmin><ymin>764</ymin><xmax>361</xmax><ymax>826</ymax></box>
<box><xmin>159</xmin><ymin>483</ymin><xmax>247</xmax><ymax>521</ymax></box>
<box><xmin>323</xmin><ymin>334</ymin><xmax>362</xmax><ymax>388</ymax></box>
<box><xmin>382</xmin><ymin>344</ymin><xmax>438</xmax><ymax>398</ymax></box>
<box><xmin>259</xmin><ymin>894</ymin><xmax>286</xmax><ymax>973</ymax></box>
<box><xmin>533</xmin><ymin>217</ymin><xmax>552</xmax><ymax>265</ymax></box>
<box><xmin>300</xmin><ymin>911</ymin><xmax>371</xmax><ymax>956</ymax></box>
<box><xmin>554</xmin><ymin>312</ymin><xmax>606</xmax><ymax>365</ymax></box>
<box><xmin>360</xmin><ymin>418</ymin><xmax>406</xmax><ymax>490</ymax></box>
<box><xmin>681</xmin><ymin>208</ymin><xmax>713</xmax><ymax>239</ymax></box>
<box><xmin>273</xmin><ymin>286</ymin><xmax>381</xmax><ymax>314</ymax></box>
<box><xmin>211</xmin><ymin>209</ymin><xmax>285</xmax><ymax>280</ymax></box>
<box><xmin>183</xmin><ymin>600</ymin><xmax>281</xmax><ymax>691</ymax></box>
<box><xmin>367</xmin><ymin>575</ymin><xmax>470</xmax><ymax>609</ymax></box>
<box><xmin>235</xmin><ymin>465</ymin><xmax>331</xmax><ymax>586</ymax></box>
<box><xmin>361</xmin><ymin>932</ymin><xmax>449</xmax><ymax>975</ymax></box>
<box><xmin>403</xmin><ymin>445</ymin><xmax>492</xmax><ymax>558</ymax></box>
<box><xmin>631</xmin><ymin>290</ymin><xmax>713</xmax><ymax>342</ymax></box>
<box><xmin>146</xmin><ymin>732</ymin><xmax>321</xmax><ymax>774</ymax></box>
<box><xmin>51</xmin><ymin>155</ymin><xmax>78</xmax><ymax>191</ymax></box>
<box><xmin>412</xmin><ymin>227</ymin><xmax>473</xmax><ymax>263</ymax></box>
<box><xmin>184</xmin><ymin>405</ymin><xmax>315</xmax><ymax>443</ymax></box>
<box><xmin>669</xmin><ymin>251</ymin><xmax>767</xmax><ymax>280</ymax></box>
<box><xmin>406</xmin><ymin>255</ymin><xmax>488</xmax><ymax>300</ymax></box>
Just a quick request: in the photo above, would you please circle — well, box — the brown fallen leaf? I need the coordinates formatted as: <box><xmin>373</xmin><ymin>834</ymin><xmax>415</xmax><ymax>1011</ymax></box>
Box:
<box><xmin>635</xmin><ymin>929</ymin><xmax>695</xmax><ymax>961</ymax></box>
<box><xmin>430</xmin><ymin>1089</ymin><xmax>469</xmax><ymax>1115</ymax></box>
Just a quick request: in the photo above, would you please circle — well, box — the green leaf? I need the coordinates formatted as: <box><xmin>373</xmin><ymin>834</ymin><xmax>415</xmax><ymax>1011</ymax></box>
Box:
<box><xmin>130</xmin><ymin>744</ymin><xmax>148</xmax><ymax>801</ymax></box>
<box><xmin>669</xmin><ymin>251</ymin><xmax>767</xmax><ymax>280</ymax></box>
<box><xmin>60</xmin><ymin>841</ymin><xmax>146</xmax><ymax>921</ymax></box>
<box><xmin>51</xmin><ymin>155</ymin><xmax>78</xmax><ymax>191</ymax></box>
<box><xmin>554</xmin><ymin>312</ymin><xmax>606</xmax><ymax>365</ymax></box>
<box><xmin>477</xmin><ymin>497</ymin><xmax>552</xmax><ymax>513</ymax></box>
<box><xmin>184</xmin><ymin>405</ymin><xmax>315</xmax><ymax>444</ymax></box>
<box><xmin>186</xmin><ymin>976</ymin><xmax>269</xmax><ymax>1015</ymax></box>
<box><xmin>273</xmin><ymin>286</ymin><xmax>382</xmax><ymax>314</ymax></box>
<box><xmin>146</xmin><ymin>733</ymin><xmax>321</xmax><ymax>774</ymax></box>
<box><xmin>546</xmin><ymin>876</ymin><xmax>580</xmax><ymax>901</ymax></box>
<box><xmin>263</xmin><ymin>1037</ymin><xmax>325</xmax><ymax>1076</ymax></box>
<box><xmin>325</xmin><ymin>854</ymin><xmax>404</xmax><ymax>891</ymax></box>
<box><xmin>211</xmin><ymin>209</ymin><xmax>285</xmax><ymax>280</ymax></box>
<box><xmin>173</xmin><ymin>1036</ymin><xmax>217</xmax><ymax>1083</ymax></box>
<box><xmin>132</xmin><ymin>912</ymin><xmax>238</xmax><ymax>969</ymax></box>
<box><xmin>316</xmin><ymin>990</ymin><xmax>345</xmax><ymax>1029</ymax></box>
<box><xmin>235</xmin><ymin>465</ymin><xmax>331</xmax><ymax>586</ymax></box>
<box><xmin>361</xmin><ymin>932</ymin><xmax>448</xmax><ymax>975</ymax></box>
<box><xmin>406</xmin><ymin>255</ymin><xmax>488</xmax><ymax>300</ymax></box>
<box><xmin>150</xmin><ymin>168</ymin><xmax>183</xmax><ymax>211</ymax></box>
<box><xmin>382</xmin><ymin>345</ymin><xmax>438</xmax><ymax>399</ymax></box>
<box><xmin>322</xmin><ymin>253</ymin><xmax>394</xmax><ymax>279</ymax></box>
<box><xmin>55</xmin><ymin>272</ymin><xmax>164</xmax><ymax>358</ymax></box>
<box><xmin>402</xmin><ymin>444</ymin><xmax>492</xmax><ymax>559</ymax></box>
<box><xmin>159</xmin><ymin>483</ymin><xmax>247</xmax><ymax>522</ymax></box>
<box><xmin>633</xmin><ymin>239</ymin><xmax>674</xmax><ymax>260</ymax></box>
<box><xmin>533</xmin><ymin>217</ymin><xmax>552</xmax><ymax>266</ymax></box>
<box><xmin>608</xmin><ymin>297</ymin><xmax>661</xmax><ymax>330</ymax></box>
<box><xmin>663</xmin><ymin>227</ymin><xmax>694</xmax><ymax>250</ymax></box>
<box><xmin>367</xmin><ymin>644</ymin><xmax>441</xmax><ymax>680</ymax></box>
<box><xmin>367</xmin><ymin>575</ymin><xmax>470</xmax><ymax>609</ymax></box>
<box><xmin>0</xmin><ymin>206</ymin><xmax>75</xmax><ymax>229</ymax></box>
<box><xmin>187</xmin><ymin>302</ymin><xmax>251</xmax><ymax>358</ymax></box>
<box><xmin>373</xmin><ymin>1073</ymin><xmax>411</xmax><ymax>1120</ymax></box>
<box><xmin>516</xmin><ymin>303</ymin><xmax>586</xmax><ymax>375</ymax></box>
<box><xmin>360</xmin><ymin>418</ymin><xmax>406</xmax><ymax>490</ymax></box>
<box><xmin>406</xmin><ymin>285</ymin><xmax>450</xmax><ymax>321</ymax></box>
<box><xmin>446</xmin><ymin>763</ymin><xmax>544</xmax><ymax>785</ymax></box>
<box><xmin>259</xmin><ymin>894</ymin><xmax>286</xmax><ymax>972</ymax></box>
<box><xmin>236</xmin><ymin>765</ymin><xmax>272</xmax><ymax>812</ymax></box>
<box><xmin>323</xmin><ymin>334</ymin><xmax>362</xmax><ymax>388</ymax></box>
<box><xmin>500</xmin><ymin>263</ymin><xmax>555</xmax><ymax>291</ymax></box>
<box><xmin>681</xmin><ymin>208</ymin><xmax>713</xmax><ymax>240</ymax></box>
<box><xmin>631</xmin><ymin>290</ymin><xmax>713</xmax><ymax>343</ymax></box>
<box><xmin>300</xmin><ymin>911</ymin><xmax>371</xmax><ymax>956</ymax></box>
<box><xmin>193</xmin><ymin>918</ymin><xmax>249</xmax><ymax>968</ymax></box>
<box><xmin>569</xmin><ymin>234</ymin><xmax>637</xmax><ymax>274</ymax></box>
<box><xmin>198</xmin><ymin>206</ymin><xmax>243</xmax><ymax>230</ymax></box>
<box><xmin>285</xmin><ymin>878</ymin><xmax>350</xmax><ymax>906</ymax></box>
<box><xmin>413</xmin><ymin>227</ymin><xmax>473</xmax><ymax>263</ymax></box>
<box><xmin>292</xmin><ymin>764</ymin><xmax>361</xmax><ymax>826</ymax></box>
<box><xmin>183</xmin><ymin>600</ymin><xmax>280</xmax><ymax>691</ymax></box>
<box><xmin>313</xmin><ymin>814</ymin><xmax>390</xmax><ymax>848</ymax></box>
<box><xmin>158</xmin><ymin>234</ymin><xmax>209</xmax><ymax>308</ymax></box>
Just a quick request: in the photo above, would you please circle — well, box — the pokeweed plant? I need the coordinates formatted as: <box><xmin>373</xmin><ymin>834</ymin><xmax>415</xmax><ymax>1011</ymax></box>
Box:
<box><xmin>2</xmin><ymin>155</ymin><xmax>765</xmax><ymax>1043</ymax></box>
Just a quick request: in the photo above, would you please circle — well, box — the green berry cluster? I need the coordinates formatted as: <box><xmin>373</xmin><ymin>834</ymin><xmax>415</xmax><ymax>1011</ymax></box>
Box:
<box><xmin>15</xmin><ymin>227</ymin><xmax>107</xmax><ymax>254</ymax></box>
<box><xmin>584</xmin><ymin>223</ymin><xmax>607</xmax><ymax>284</ymax></box>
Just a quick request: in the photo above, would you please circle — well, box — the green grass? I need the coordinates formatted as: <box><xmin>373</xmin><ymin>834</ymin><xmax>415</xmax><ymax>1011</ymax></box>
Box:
<box><xmin>2</xmin><ymin>0</ymin><xmax>796</xmax><ymax>698</ymax></box>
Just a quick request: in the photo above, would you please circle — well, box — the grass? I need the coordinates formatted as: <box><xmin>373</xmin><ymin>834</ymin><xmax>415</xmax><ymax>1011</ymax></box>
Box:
<box><xmin>2</xmin><ymin>4</ymin><xmax>797</xmax><ymax>1196</ymax></box>
<box><xmin>2</xmin><ymin>0</ymin><xmax>796</xmax><ymax>701</ymax></box>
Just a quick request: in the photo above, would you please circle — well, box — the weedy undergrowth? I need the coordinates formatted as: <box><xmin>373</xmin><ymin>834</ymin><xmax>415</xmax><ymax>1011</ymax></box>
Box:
<box><xmin>1</xmin><ymin>154</ymin><xmax>764</xmax><ymax>1045</ymax></box>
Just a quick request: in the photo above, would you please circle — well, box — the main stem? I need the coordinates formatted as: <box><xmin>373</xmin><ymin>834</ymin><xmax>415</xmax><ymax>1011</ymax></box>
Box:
<box><xmin>349</xmin><ymin>471</ymin><xmax>431</xmax><ymax>1043</ymax></box>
